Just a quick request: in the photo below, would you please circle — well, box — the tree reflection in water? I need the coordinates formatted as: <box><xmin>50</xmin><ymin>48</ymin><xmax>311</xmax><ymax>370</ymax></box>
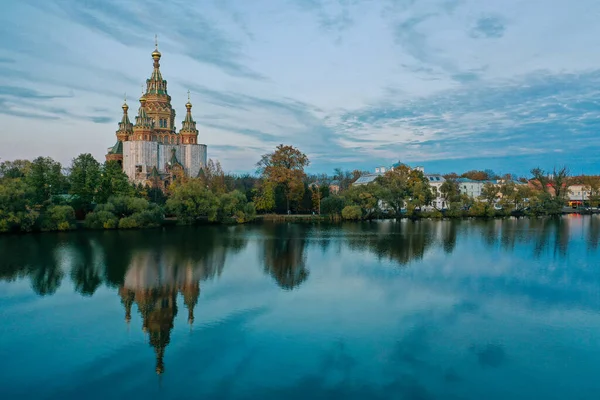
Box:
<box><xmin>343</xmin><ymin>220</ymin><xmax>436</xmax><ymax>267</ymax></box>
<box><xmin>260</xmin><ymin>223</ymin><xmax>309</xmax><ymax>290</ymax></box>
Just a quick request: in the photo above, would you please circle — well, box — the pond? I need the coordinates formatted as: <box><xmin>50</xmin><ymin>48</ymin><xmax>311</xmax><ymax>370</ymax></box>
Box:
<box><xmin>1</xmin><ymin>216</ymin><xmax>600</xmax><ymax>399</ymax></box>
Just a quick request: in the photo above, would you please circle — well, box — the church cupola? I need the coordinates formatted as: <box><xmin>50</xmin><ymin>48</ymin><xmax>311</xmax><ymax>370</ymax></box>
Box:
<box><xmin>180</xmin><ymin>91</ymin><xmax>198</xmax><ymax>144</ymax></box>
<box><xmin>146</xmin><ymin>35</ymin><xmax>167</xmax><ymax>95</ymax></box>
<box><xmin>116</xmin><ymin>95</ymin><xmax>133</xmax><ymax>142</ymax></box>
<box><xmin>133</xmin><ymin>93</ymin><xmax>154</xmax><ymax>140</ymax></box>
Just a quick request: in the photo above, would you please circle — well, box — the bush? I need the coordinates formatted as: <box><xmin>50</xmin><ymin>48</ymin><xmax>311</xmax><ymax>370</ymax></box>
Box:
<box><xmin>321</xmin><ymin>195</ymin><xmax>345</xmax><ymax>215</ymax></box>
<box><xmin>84</xmin><ymin>210</ymin><xmax>118</xmax><ymax>229</ymax></box>
<box><xmin>40</xmin><ymin>205</ymin><xmax>76</xmax><ymax>231</ymax></box>
<box><xmin>341</xmin><ymin>205</ymin><xmax>362</xmax><ymax>220</ymax></box>
<box><xmin>118</xmin><ymin>216</ymin><xmax>139</xmax><ymax>229</ymax></box>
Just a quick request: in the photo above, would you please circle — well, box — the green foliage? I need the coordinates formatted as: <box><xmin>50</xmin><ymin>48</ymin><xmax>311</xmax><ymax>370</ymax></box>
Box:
<box><xmin>166</xmin><ymin>178</ymin><xmax>220</xmax><ymax>223</ymax></box>
<box><xmin>375</xmin><ymin>165</ymin><xmax>434</xmax><ymax>215</ymax></box>
<box><xmin>96</xmin><ymin>161</ymin><xmax>133</xmax><ymax>204</ymax></box>
<box><xmin>69</xmin><ymin>153</ymin><xmax>101</xmax><ymax>209</ymax></box>
<box><xmin>253</xmin><ymin>181</ymin><xmax>276</xmax><ymax>212</ymax></box>
<box><xmin>40</xmin><ymin>205</ymin><xmax>76</xmax><ymax>231</ymax></box>
<box><xmin>0</xmin><ymin>178</ymin><xmax>38</xmax><ymax>232</ymax></box>
<box><xmin>84</xmin><ymin>210</ymin><xmax>118</xmax><ymax>229</ymax></box>
<box><xmin>343</xmin><ymin>185</ymin><xmax>379</xmax><ymax>217</ymax></box>
<box><xmin>0</xmin><ymin>159</ymin><xmax>31</xmax><ymax>179</ymax></box>
<box><xmin>320</xmin><ymin>195</ymin><xmax>346</xmax><ymax>215</ymax></box>
<box><xmin>26</xmin><ymin>157</ymin><xmax>67</xmax><ymax>205</ymax></box>
<box><xmin>218</xmin><ymin>190</ymin><xmax>256</xmax><ymax>223</ymax></box>
<box><xmin>480</xmin><ymin>182</ymin><xmax>499</xmax><ymax>205</ymax></box>
<box><xmin>341</xmin><ymin>205</ymin><xmax>362</xmax><ymax>220</ymax></box>
<box><xmin>118</xmin><ymin>216</ymin><xmax>139</xmax><ymax>229</ymax></box>
<box><xmin>108</xmin><ymin>196</ymin><xmax>149</xmax><ymax>218</ymax></box>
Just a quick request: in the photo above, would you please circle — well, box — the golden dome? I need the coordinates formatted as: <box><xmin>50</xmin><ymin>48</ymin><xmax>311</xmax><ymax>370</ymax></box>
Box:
<box><xmin>152</xmin><ymin>49</ymin><xmax>161</xmax><ymax>59</ymax></box>
<box><xmin>122</xmin><ymin>102</ymin><xmax>129</xmax><ymax>111</ymax></box>
<box><xmin>185</xmin><ymin>101</ymin><xmax>192</xmax><ymax>109</ymax></box>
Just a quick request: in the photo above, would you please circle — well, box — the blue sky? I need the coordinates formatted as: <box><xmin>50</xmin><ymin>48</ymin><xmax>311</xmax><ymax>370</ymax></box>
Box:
<box><xmin>1</xmin><ymin>0</ymin><xmax>599</xmax><ymax>176</ymax></box>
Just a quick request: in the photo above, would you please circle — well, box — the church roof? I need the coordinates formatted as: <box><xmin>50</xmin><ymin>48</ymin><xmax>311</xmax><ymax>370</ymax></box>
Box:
<box><xmin>108</xmin><ymin>140</ymin><xmax>123</xmax><ymax>155</ymax></box>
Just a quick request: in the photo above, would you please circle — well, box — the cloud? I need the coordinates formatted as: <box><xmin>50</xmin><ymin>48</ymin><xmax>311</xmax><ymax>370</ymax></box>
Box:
<box><xmin>89</xmin><ymin>116</ymin><xmax>113</xmax><ymax>124</ymax></box>
<box><xmin>0</xmin><ymin>85</ymin><xmax>72</xmax><ymax>100</ymax></box>
<box><xmin>24</xmin><ymin>0</ymin><xmax>265</xmax><ymax>80</ymax></box>
<box><xmin>470</xmin><ymin>16</ymin><xmax>506</xmax><ymax>39</ymax></box>
<box><xmin>2</xmin><ymin>0</ymin><xmax>600</xmax><ymax>174</ymax></box>
<box><xmin>325</xmin><ymin>69</ymin><xmax>600</xmax><ymax>169</ymax></box>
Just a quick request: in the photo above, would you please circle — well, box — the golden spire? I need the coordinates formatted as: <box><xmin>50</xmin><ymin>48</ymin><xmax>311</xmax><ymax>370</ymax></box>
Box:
<box><xmin>122</xmin><ymin>92</ymin><xmax>128</xmax><ymax>112</ymax></box>
<box><xmin>152</xmin><ymin>34</ymin><xmax>161</xmax><ymax>60</ymax></box>
<box><xmin>185</xmin><ymin>90</ymin><xmax>192</xmax><ymax>109</ymax></box>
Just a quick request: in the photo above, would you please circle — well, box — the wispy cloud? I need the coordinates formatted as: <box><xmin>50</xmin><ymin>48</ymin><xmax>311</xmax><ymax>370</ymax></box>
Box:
<box><xmin>470</xmin><ymin>16</ymin><xmax>506</xmax><ymax>39</ymax></box>
<box><xmin>1</xmin><ymin>0</ymin><xmax>600</xmax><ymax>174</ymax></box>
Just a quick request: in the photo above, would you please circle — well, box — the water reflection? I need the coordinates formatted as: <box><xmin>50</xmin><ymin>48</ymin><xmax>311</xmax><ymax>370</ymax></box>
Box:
<box><xmin>261</xmin><ymin>223</ymin><xmax>309</xmax><ymax>290</ymax></box>
<box><xmin>2</xmin><ymin>216</ymin><xmax>600</xmax><ymax>382</ymax></box>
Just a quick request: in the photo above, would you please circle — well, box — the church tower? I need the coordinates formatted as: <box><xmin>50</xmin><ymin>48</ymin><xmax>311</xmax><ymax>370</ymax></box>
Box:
<box><xmin>180</xmin><ymin>92</ymin><xmax>199</xmax><ymax>145</ymax></box>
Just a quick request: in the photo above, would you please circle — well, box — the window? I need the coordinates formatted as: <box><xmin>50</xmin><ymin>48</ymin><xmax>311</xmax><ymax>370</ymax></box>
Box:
<box><xmin>135</xmin><ymin>165</ymin><xmax>142</xmax><ymax>173</ymax></box>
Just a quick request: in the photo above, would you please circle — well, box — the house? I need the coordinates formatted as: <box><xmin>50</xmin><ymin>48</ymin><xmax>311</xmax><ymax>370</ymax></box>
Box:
<box><xmin>456</xmin><ymin>178</ymin><xmax>495</xmax><ymax>198</ymax></box>
<box><xmin>329</xmin><ymin>180</ymin><xmax>341</xmax><ymax>195</ymax></box>
<box><xmin>567</xmin><ymin>184</ymin><xmax>590</xmax><ymax>206</ymax></box>
<box><xmin>425</xmin><ymin>175</ymin><xmax>446</xmax><ymax>209</ymax></box>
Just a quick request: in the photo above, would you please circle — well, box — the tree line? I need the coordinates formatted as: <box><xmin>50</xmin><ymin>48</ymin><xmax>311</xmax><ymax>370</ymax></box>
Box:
<box><xmin>2</xmin><ymin>144</ymin><xmax>600</xmax><ymax>233</ymax></box>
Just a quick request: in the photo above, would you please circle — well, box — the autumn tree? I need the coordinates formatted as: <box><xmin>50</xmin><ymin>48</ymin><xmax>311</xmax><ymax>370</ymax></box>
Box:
<box><xmin>461</xmin><ymin>170</ymin><xmax>496</xmax><ymax>181</ymax></box>
<box><xmin>199</xmin><ymin>159</ymin><xmax>227</xmax><ymax>195</ymax></box>
<box><xmin>440</xmin><ymin>178</ymin><xmax>461</xmax><ymax>204</ymax></box>
<box><xmin>376</xmin><ymin>165</ymin><xmax>433</xmax><ymax>215</ymax></box>
<box><xmin>480</xmin><ymin>182</ymin><xmax>499</xmax><ymax>205</ymax></box>
<box><xmin>257</xmin><ymin>144</ymin><xmax>309</xmax><ymax>213</ymax></box>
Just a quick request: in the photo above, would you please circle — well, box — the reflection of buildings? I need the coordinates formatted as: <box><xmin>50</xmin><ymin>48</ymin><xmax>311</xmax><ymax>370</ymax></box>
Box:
<box><xmin>117</xmin><ymin>252</ymin><xmax>214</xmax><ymax>375</ymax></box>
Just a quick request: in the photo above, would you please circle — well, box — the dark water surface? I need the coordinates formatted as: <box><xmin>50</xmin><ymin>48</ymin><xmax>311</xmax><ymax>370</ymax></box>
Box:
<box><xmin>1</xmin><ymin>216</ymin><xmax>600</xmax><ymax>399</ymax></box>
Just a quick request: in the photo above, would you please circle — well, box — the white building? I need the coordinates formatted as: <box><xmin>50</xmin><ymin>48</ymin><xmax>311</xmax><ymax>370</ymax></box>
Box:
<box><xmin>425</xmin><ymin>175</ymin><xmax>446</xmax><ymax>209</ymax></box>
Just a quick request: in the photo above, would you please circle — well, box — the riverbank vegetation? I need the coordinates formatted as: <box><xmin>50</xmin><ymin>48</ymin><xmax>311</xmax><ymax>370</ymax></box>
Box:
<box><xmin>2</xmin><ymin>145</ymin><xmax>600</xmax><ymax>233</ymax></box>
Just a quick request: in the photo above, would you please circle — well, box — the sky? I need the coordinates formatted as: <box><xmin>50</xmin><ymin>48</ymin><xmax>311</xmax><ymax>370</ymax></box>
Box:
<box><xmin>1</xmin><ymin>0</ymin><xmax>599</xmax><ymax>176</ymax></box>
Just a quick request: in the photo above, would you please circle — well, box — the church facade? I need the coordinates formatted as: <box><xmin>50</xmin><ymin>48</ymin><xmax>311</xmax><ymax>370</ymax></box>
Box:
<box><xmin>106</xmin><ymin>43</ymin><xmax>207</xmax><ymax>189</ymax></box>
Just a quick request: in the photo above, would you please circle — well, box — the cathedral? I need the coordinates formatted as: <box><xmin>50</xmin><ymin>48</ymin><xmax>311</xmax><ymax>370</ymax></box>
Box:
<box><xmin>106</xmin><ymin>41</ymin><xmax>207</xmax><ymax>188</ymax></box>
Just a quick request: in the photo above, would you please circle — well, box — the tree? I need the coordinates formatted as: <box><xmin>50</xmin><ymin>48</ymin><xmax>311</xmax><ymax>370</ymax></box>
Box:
<box><xmin>530</xmin><ymin>166</ymin><xmax>569</xmax><ymax>213</ymax></box>
<box><xmin>343</xmin><ymin>185</ymin><xmax>380</xmax><ymax>218</ymax></box>
<box><xmin>461</xmin><ymin>170</ymin><xmax>492</xmax><ymax>181</ymax></box>
<box><xmin>200</xmin><ymin>159</ymin><xmax>227</xmax><ymax>194</ymax></box>
<box><xmin>375</xmin><ymin>165</ymin><xmax>433</xmax><ymax>215</ymax></box>
<box><xmin>0</xmin><ymin>159</ymin><xmax>31</xmax><ymax>180</ymax></box>
<box><xmin>320</xmin><ymin>195</ymin><xmax>345</xmax><ymax>216</ymax></box>
<box><xmin>0</xmin><ymin>178</ymin><xmax>38</xmax><ymax>232</ymax></box>
<box><xmin>26</xmin><ymin>156</ymin><xmax>66</xmax><ymax>205</ymax></box>
<box><xmin>97</xmin><ymin>160</ymin><xmax>133</xmax><ymax>204</ymax></box>
<box><xmin>582</xmin><ymin>176</ymin><xmax>600</xmax><ymax>207</ymax></box>
<box><xmin>440</xmin><ymin>178</ymin><xmax>461</xmax><ymax>205</ymax></box>
<box><xmin>69</xmin><ymin>153</ymin><xmax>101</xmax><ymax>209</ymax></box>
<box><xmin>480</xmin><ymin>182</ymin><xmax>499</xmax><ymax>205</ymax></box>
<box><xmin>257</xmin><ymin>144</ymin><xmax>309</xmax><ymax>212</ymax></box>
<box><xmin>166</xmin><ymin>178</ymin><xmax>220</xmax><ymax>223</ymax></box>
<box><xmin>253</xmin><ymin>181</ymin><xmax>276</xmax><ymax>213</ymax></box>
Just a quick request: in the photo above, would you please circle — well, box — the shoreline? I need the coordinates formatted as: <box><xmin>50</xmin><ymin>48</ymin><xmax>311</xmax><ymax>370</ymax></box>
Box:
<box><xmin>1</xmin><ymin>210</ymin><xmax>598</xmax><ymax>236</ymax></box>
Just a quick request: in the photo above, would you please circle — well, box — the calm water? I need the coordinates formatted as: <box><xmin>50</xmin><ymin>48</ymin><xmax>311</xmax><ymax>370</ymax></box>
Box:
<box><xmin>1</xmin><ymin>217</ymin><xmax>600</xmax><ymax>399</ymax></box>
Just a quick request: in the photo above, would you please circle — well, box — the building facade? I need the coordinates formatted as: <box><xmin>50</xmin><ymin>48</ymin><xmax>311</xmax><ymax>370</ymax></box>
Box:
<box><xmin>106</xmin><ymin>43</ymin><xmax>207</xmax><ymax>189</ymax></box>
<box><xmin>425</xmin><ymin>174</ymin><xmax>446</xmax><ymax>209</ymax></box>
